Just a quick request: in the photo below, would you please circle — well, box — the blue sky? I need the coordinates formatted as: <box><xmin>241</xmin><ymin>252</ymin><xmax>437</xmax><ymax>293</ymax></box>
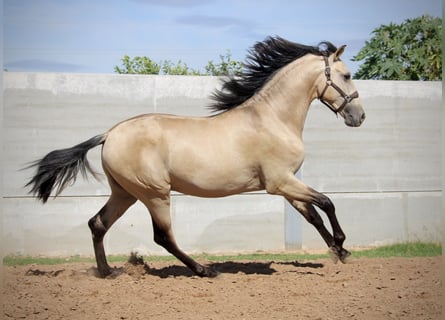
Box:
<box><xmin>3</xmin><ymin>0</ymin><xmax>442</xmax><ymax>75</ymax></box>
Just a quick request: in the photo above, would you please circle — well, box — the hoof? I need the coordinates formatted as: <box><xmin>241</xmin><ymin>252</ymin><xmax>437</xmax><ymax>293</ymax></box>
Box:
<box><xmin>98</xmin><ymin>271</ymin><xmax>111</xmax><ymax>278</ymax></box>
<box><xmin>195</xmin><ymin>265</ymin><xmax>220</xmax><ymax>278</ymax></box>
<box><xmin>104</xmin><ymin>267</ymin><xmax>125</xmax><ymax>279</ymax></box>
<box><xmin>97</xmin><ymin>266</ymin><xmax>113</xmax><ymax>278</ymax></box>
<box><xmin>204</xmin><ymin>268</ymin><xmax>220</xmax><ymax>278</ymax></box>
<box><xmin>329</xmin><ymin>247</ymin><xmax>351</xmax><ymax>264</ymax></box>
<box><xmin>328</xmin><ymin>247</ymin><xmax>340</xmax><ymax>264</ymax></box>
<box><xmin>339</xmin><ymin>249</ymin><xmax>351</xmax><ymax>264</ymax></box>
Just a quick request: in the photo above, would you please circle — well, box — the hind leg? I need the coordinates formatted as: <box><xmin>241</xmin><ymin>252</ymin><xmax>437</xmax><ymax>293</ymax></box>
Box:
<box><xmin>88</xmin><ymin>185</ymin><xmax>136</xmax><ymax>277</ymax></box>
<box><xmin>144</xmin><ymin>196</ymin><xmax>219</xmax><ymax>278</ymax></box>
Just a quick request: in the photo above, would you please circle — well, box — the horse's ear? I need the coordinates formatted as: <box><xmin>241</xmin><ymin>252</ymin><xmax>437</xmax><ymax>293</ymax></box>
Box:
<box><xmin>334</xmin><ymin>45</ymin><xmax>347</xmax><ymax>61</ymax></box>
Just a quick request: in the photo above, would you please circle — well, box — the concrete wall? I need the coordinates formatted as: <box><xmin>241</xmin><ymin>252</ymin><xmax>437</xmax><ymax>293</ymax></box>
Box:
<box><xmin>2</xmin><ymin>72</ymin><xmax>442</xmax><ymax>256</ymax></box>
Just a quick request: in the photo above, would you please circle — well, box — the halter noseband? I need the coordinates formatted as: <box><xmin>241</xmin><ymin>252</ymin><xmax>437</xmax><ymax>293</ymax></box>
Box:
<box><xmin>318</xmin><ymin>56</ymin><xmax>359</xmax><ymax>115</ymax></box>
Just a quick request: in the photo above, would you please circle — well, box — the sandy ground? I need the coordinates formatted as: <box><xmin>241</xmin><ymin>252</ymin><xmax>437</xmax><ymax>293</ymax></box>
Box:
<box><xmin>2</xmin><ymin>256</ymin><xmax>442</xmax><ymax>320</ymax></box>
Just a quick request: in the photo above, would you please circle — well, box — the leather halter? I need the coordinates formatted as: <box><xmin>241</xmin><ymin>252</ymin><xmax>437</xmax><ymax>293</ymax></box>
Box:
<box><xmin>318</xmin><ymin>56</ymin><xmax>359</xmax><ymax>115</ymax></box>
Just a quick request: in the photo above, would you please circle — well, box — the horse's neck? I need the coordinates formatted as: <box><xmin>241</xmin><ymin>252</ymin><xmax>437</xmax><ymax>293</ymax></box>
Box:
<box><xmin>253</xmin><ymin>56</ymin><xmax>321</xmax><ymax>137</ymax></box>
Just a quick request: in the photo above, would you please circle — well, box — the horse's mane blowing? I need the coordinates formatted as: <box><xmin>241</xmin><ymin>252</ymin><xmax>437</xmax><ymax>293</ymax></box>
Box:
<box><xmin>209</xmin><ymin>36</ymin><xmax>337</xmax><ymax>112</ymax></box>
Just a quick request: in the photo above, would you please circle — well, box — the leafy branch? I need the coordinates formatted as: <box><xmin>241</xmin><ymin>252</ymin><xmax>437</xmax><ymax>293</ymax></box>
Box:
<box><xmin>353</xmin><ymin>15</ymin><xmax>442</xmax><ymax>80</ymax></box>
<box><xmin>114</xmin><ymin>51</ymin><xmax>243</xmax><ymax>76</ymax></box>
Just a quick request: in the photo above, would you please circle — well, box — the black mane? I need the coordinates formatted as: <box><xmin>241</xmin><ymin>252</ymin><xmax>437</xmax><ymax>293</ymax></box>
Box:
<box><xmin>209</xmin><ymin>36</ymin><xmax>337</xmax><ymax>112</ymax></box>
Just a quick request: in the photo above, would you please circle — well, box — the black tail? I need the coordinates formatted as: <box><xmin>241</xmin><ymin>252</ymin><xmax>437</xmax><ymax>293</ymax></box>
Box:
<box><xmin>25</xmin><ymin>134</ymin><xmax>107</xmax><ymax>203</ymax></box>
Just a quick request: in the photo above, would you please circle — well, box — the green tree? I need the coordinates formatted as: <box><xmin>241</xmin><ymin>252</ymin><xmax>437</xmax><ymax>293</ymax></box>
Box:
<box><xmin>114</xmin><ymin>55</ymin><xmax>161</xmax><ymax>74</ymax></box>
<box><xmin>204</xmin><ymin>51</ymin><xmax>243</xmax><ymax>76</ymax></box>
<box><xmin>353</xmin><ymin>15</ymin><xmax>442</xmax><ymax>80</ymax></box>
<box><xmin>161</xmin><ymin>60</ymin><xmax>201</xmax><ymax>75</ymax></box>
<box><xmin>114</xmin><ymin>51</ymin><xmax>243</xmax><ymax>76</ymax></box>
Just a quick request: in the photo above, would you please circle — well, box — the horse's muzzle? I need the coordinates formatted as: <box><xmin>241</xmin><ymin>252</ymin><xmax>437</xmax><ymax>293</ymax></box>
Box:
<box><xmin>343</xmin><ymin>103</ymin><xmax>366</xmax><ymax>127</ymax></box>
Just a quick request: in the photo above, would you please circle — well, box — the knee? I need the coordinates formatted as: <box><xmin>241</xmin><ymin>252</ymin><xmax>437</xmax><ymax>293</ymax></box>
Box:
<box><xmin>334</xmin><ymin>232</ymin><xmax>346</xmax><ymax>243</ymax></box>
<box><xmin>316</xmin><ymin>194</ymin><xmax>335</xmax><ymax>213</ymax></box>
<box><xmin>88</xmin><ymin>215</ymin><xmax>107</xmax><ymax>240</ymax></box>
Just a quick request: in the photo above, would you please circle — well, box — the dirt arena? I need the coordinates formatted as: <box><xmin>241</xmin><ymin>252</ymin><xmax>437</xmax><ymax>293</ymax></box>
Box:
<box><xmin>3</xmin><ymin>255</ymin><xmax>442</xmax><ymax>320</ymax></box>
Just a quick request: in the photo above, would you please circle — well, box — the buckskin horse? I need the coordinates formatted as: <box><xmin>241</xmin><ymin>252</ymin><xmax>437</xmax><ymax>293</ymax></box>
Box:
<box><xmin>26</xmin><ymin>36</ymin><xmax>365</xmax><ymax>278</ymax></box>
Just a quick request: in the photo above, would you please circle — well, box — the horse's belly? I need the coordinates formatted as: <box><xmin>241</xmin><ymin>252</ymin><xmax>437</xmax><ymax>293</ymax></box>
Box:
<box><xmin>170</xmin><ymin>167</ymin><xmax>263</xmax><ymax>198</ymax></box>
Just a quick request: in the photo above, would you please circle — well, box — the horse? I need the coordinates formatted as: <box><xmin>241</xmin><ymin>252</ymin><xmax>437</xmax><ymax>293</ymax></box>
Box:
<box><xmin>26</xmin><ymin>36</ymin><xmax>365</xmax><ymax>278</ymax></box>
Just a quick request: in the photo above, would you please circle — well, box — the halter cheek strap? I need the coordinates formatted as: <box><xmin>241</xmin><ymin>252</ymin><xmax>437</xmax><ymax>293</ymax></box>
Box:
<box><xmin>318</xmin><ymin>56</ymin><xmax>359</xmax><ymax>115</ymax></box>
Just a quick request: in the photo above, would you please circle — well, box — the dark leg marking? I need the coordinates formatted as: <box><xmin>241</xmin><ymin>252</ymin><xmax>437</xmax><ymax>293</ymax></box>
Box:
<box><xmin>152</xmin><ymin>221</ymin><xmax>219</xmax><ymax>278</ymax></box>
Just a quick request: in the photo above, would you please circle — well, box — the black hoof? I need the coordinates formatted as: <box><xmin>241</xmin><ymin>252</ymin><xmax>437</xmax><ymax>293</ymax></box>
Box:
<box><xmin>339</xmin><ymin>248</ymin><xmax>351</xmax><ymax>264</ymax></box>
<box><xmin>97</xmin><ymin>266</ymin><xmax>113</xmax><ymax>278</ymax></box>
<box><xmin>329</xmin><ymin>247</ymin><xmax>351</xmax><ymax>264</ymax></box>
<box><xmin>203</xmin><ymin>267</ymin><xmax>220</xmax><ymax>278</ymax></box>
<box><xmin>105</xmin><ymin>267</ymin><xmax>125</xmax><ymax>279</ymax></box>
<box><xmin>328</xmin><ymin>247</ymin><xmax>340</xmax><ymax>264</ymax></box>
<box><xmin>195</xmin><ymin>264</ymin><xmax>220</xmax><ymax>278</ymax></box>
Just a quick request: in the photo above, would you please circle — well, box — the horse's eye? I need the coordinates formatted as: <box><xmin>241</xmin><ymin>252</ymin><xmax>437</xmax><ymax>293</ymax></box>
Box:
<box><xmin>344</xmin><ymin>73</ymin><xmax>351</xmax><ymax>81</ymax></box>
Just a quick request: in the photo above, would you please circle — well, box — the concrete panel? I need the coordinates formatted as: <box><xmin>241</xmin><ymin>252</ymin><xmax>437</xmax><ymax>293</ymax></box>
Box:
<box><xmin>153</xmin><ymin>75</ymin><xmax>219</xmax><ymax>116</ymax></box>
<box><xmin>171</xmin><ymin>193</ymin><xmax>284</xmax><ymax>253</ymax></box>
<box><xmin>303</xmin><ymin>81</ymin><xmax>442</xmax><ymax>193</ymax></box>
<box><xmin>2</xmin><ymin>197</ymin><xmax>164</xmax><ymax>256</ymax></box>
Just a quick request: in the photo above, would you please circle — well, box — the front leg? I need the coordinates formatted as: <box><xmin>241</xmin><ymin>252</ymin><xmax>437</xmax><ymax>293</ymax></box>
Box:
<box><xmin>290</xmin><ymin>199</ymin><xmax>350</xmax><ymax>263</ymax></box>
<box><xmin>266</xmin><ymin>174</ymin><xmax>350</xmax><ymax>263</ymax></box>
<box><xmin>310</xmin><ymin>195</ymin><xmax>351</xmax><ymax>263</ymax></box>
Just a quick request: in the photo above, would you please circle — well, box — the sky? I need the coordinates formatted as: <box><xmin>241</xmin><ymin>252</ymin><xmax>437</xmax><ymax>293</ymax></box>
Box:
<box><xmin>3</xmin><ymin>0</ymin><xmax>442</xmax><ymax>75</ymax></box>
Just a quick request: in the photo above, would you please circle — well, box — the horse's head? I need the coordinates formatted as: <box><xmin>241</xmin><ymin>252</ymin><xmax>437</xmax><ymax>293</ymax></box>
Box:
<box><xmin>317</xmin><ymin>45</ymin><xmax>365</xmax><ymax>127</ymax></box>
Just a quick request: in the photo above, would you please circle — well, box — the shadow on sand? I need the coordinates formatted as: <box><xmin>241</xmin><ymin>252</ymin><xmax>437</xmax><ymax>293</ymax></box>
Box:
<box><xmin>144</xmin><ymin>260</ymin><xmax>325</xmax><ymax>279</ymax></box>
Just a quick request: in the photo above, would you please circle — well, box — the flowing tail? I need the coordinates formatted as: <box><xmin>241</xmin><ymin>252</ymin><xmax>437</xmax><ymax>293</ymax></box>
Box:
<box><xmin>25</xmin><ymin>134</ymin><xmax>107</xmax><ymax>203</ymax></box>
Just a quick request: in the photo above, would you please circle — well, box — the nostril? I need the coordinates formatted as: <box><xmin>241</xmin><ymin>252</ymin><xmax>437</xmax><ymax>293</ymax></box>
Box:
<box><xmin>361</xmin><ymin>113</ymin><xmax>366</xmax><ymax>121</ymax></box>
